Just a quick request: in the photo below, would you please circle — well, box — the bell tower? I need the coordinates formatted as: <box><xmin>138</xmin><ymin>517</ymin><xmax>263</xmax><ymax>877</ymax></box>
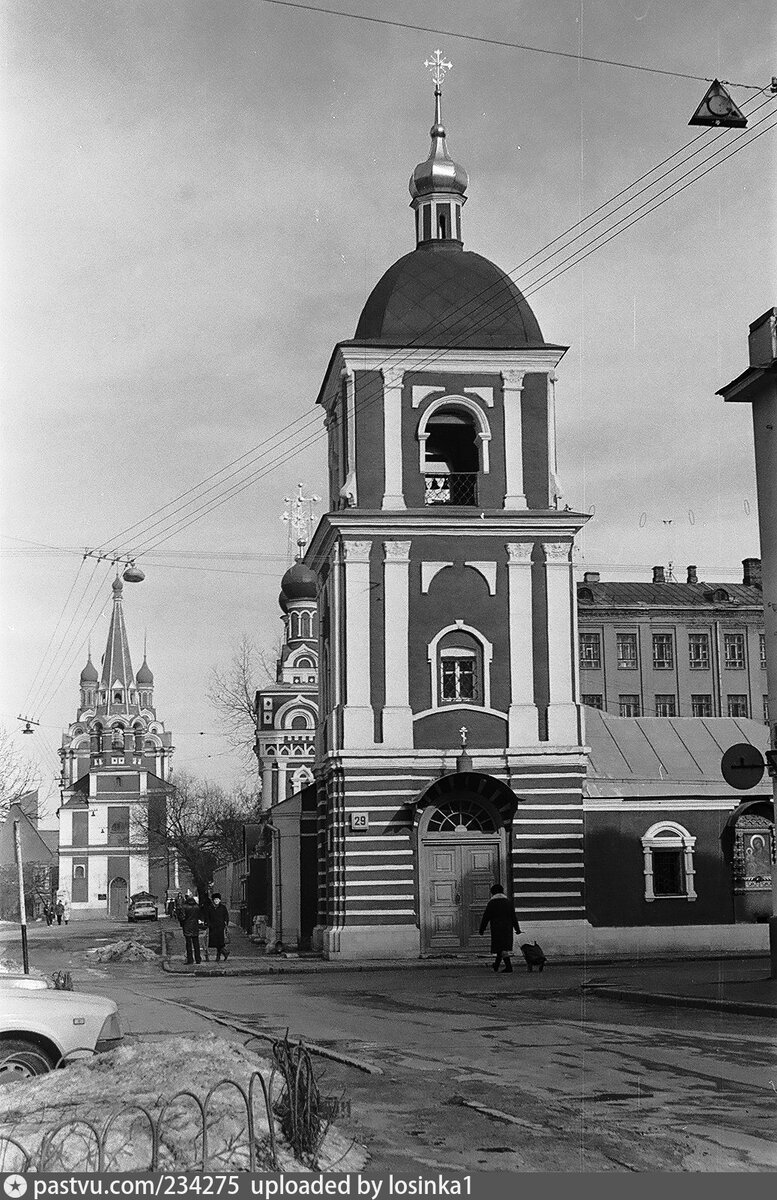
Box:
<box><xmin>306</xmin><ymin>60</ymin><xmax>590</xmax><ymax>959</ymax></box>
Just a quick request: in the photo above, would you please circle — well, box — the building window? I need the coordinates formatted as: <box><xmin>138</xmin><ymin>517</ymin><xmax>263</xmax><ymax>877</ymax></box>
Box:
<box><xmin>724</xmin><ymin>633</ymin><xmax>746</xmax><ymax>670</ymax></box>
<box><xmin>418</xmin><ymin>397</ymin><xmax>491</xmax><ymax>508</ymax></box>
<box><xmin>641</xmin><ymin>821</ymin><xmax>697</xmax><ymax>902</ymax></box>
<box><xmin>652</xmin><ymin>634</ymin><xmax>674</xmax><ymax>670</ymax></box>
<box><xmin>113</xmin><ymin>691</ymin><xmax>123</xmax><ymax>703</ymax></box>
<box><xmin>440</xmin><ymin>649</ymin><xmax>478</xmax><ymax>703</ymax></box>
<box><xmin>619</xmin><ymin>694</ymin><xmax>641</xmax><ymax>717</ymax></box>
<box><xmin>616</xmin><ymin>633</ymin><xmax>638</xmax><ymax>669</ymax></box>
<box><xmin>760</xmin><ymin>633</ymin><xmax>767</xmax><ymax>669</ymax></box>
<box><xmin>74</xmin><ymin>865</ymin><xmax>86</xmax><ymax>880</ymax></box>
<box><xmin>763</xmin><ymin>695</ymin><xmax>770</xmax><ymax>723</ymax></box>
<box><xmin>688</xmin><ymin>632</ymin><xmax>710</xmax><ymax>670</ymax></box>
<box><xmin>655</xmin><ymin>694</ymin><xmax>677</xmax><ymax>717</ymax></box>
<box><xmin>428</xmin><ymin>622</ymin><xmax>492</xmax><ymax>711</ymax></box>
<box><xmin>582</xmin><ymin>694</ymin><xmax>603</xmax><ymax>709</ymax></box>
<box><xmin>691</xmin><ymin>694</ymin><xmax>713</xmax><ymax>717</ymax></box>
<box><xmin>579</xmin><ymin>633</ymin><xmax>601</xmax><ymax>671</ymax></box>
<box><xmin>727</xmin><ymin>694</ymin><xmax>749</xmax><ymax>718</ymax></box>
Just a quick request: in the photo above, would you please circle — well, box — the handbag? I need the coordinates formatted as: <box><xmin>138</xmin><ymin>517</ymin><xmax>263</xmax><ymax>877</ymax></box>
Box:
<box><xmin>223</xmin><ymin>926</ymin><xmax>231</xmax><ymax>945</ymax></box>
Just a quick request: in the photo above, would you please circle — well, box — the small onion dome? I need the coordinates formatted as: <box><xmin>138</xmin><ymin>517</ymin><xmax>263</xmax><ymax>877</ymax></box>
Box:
<box><xmin>80</xmin><ymin>656</ymin><xmax>98</xmax><ymax>684</ymax></box>
<box><xmin>279</xmin><ymin>561</ymin><xmax>317</xmax><ymax>612</ymax></box>
<box><xmin>136</xmin><ymin>657</ymin><xmax>154</xmax><ymax>686</ymax></box>
<box><xmin>112</xmin><ymin>576</ymin><xmax>123</xmax><ymax>597</ymax></box>
<box><xmin>409</xmin><ymin>94</ymin><xmax>468</xmax><ymax>200</ymax></box>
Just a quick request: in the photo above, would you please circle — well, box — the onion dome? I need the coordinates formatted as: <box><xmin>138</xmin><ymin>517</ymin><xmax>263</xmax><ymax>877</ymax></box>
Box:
<box><xmin>410</xmin><ymin>88</ymin><xmax>468</xmax><ymax>202</ymax></box>
<box><xmin>136</xmin><ymin>656</ymin><xmax>154</xmax><ymax>686</ymax></box>
<box><xmin>279</xmin><ymin>560</ymin><xmax>317</xmax><ymax>612</ymax></box>
<box><xmin>80</xmin><ymin>654</ymin><xmax>98</xmax><ymax>684</ymax></box>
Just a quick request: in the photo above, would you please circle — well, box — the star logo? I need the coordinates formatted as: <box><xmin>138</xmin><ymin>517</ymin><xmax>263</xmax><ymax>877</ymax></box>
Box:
<box><xmin>3</xmin><ymin>1177</ymin><xmax>28</xmax><ymax>1198</ymax></box>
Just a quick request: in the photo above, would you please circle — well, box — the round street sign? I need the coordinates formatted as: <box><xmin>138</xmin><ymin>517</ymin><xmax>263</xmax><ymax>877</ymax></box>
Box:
<box><xmin>721</xmin><ymin>743</ymin><xmax>765</xmax><ymax>790</ymax></box>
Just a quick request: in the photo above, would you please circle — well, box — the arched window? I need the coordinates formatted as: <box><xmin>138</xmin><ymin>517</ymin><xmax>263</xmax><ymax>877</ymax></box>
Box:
<box><xmin>292</xmin><ymin>767</ymin><xmax>313</xmax><ymax>792</ymax></box>
<box><xmin>641</xmin><ymin>822</ymin><xmax>697</xmax><ymax>902</ymax></box>
<box><xmin>296</xmin><ymin>656</ymin><xmax>314</xmax><ymax>669</ymax></box>
<box><xmin>282</xmin><ymin>707</ymin><xmax>314</xmax><ymax>730</ymax></box>
<box><xmin>427</xmin><ymin>798</ymin><xmax>497</xmax><ymax>833</ymax></box>
<box><xmin>74</xmin><ymin>865</ymin><xmax>86</xmax><ymax>880</ymax></box>
<box><xmin>418</xmin><ymin>397</ymin><xmax>491</xmax><ymax>507</ymax></box>
<box><xmin>428</xmin><ymin>622</ymin><xmax>493</xmax><ymax>711</ymax></box>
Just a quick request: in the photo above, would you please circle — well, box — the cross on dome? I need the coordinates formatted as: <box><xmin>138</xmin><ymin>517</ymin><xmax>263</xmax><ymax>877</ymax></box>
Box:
<box><xmin>424</xmin><ymin>49</ymin><xmax>452</xmax><ymax>90</ymax></box>
<box><xmin>282</xmin><ymin>483</ymin><xmax>320</xmax><ymax>560</ymax></box>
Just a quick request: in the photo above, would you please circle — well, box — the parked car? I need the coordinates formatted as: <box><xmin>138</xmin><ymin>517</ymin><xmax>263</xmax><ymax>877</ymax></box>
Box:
<box><xmin>127</xmin><ymin>891</ymin><xmax>158</xmax><ymax>922</ymax></box>
<box><xmin>0</xmin><ymin>986</ymin><xmax>122</xmax><ymax>1084</ymax></box>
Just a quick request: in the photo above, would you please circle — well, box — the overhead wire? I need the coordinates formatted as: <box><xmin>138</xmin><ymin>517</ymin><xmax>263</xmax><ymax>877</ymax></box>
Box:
<box><xmin>20</xmin><ymin>95</ymin><xmax>776</xmax><ymax>717</ymax></box>
<box><xmin>91</xmin><ymin>95</ymin><xmax>774</xmax><ymax>562</ymax></box>
<box><xmin>129</xmin><ymin>102</ymin><xmax>777</xmax><ymax>557</ymax></box>
<box><xmin>258</xmin><ymin>0</ymin><xmax>765</xmax><ymax>89</ymax></box>
<box><xmin>24</xmin><ymin>556</ymin><xmax>104</xmax><ymax>720</ymax></box>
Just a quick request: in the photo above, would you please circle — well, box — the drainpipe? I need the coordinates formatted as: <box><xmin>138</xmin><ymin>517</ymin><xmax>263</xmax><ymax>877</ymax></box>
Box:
<box><xmin>713</xmin><ymin>620</ymin><xmax>722</xmax><ymax>716</ymax></box>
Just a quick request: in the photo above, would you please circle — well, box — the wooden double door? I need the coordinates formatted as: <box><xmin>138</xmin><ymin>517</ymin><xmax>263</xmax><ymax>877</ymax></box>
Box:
<box><xmin>422</xmin><ymin>838</ymin><xmax>501</xmax><ymax>952</ymax></box>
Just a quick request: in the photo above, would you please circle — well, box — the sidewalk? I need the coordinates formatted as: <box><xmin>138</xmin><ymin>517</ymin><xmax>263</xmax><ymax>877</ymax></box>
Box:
<box><xmin>161</xmin><ymin>921</ymin><xmax>777</xmax><ymax>1017</ymax></box>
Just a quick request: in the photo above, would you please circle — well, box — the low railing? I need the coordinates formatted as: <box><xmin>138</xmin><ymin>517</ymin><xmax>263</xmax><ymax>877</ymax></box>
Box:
<box><xmin>423</xmin><ymin>473</ymin><xmax>478</xmax><ymax>506</ymax></box>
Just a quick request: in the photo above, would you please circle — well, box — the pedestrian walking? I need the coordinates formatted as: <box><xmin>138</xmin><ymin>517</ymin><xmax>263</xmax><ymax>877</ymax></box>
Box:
<box><xmin>54</xmin><ymin>900</ymin><xmax>64</xmax><ymax>926</ymax></box>
<box><xmin>205</xmin><ymin>893</ymin><xmax>230</xmax><ymax>963</ymax></box>
<box><xmin>180</xmin><ymin>894</ymin><xmax>202</xmax><ymax>964</ymax></box>
<box><xmin>479</xmin><ymin>883</ymin><xmax>521</xmax><ymax>973</ymax></box>
<box><xmin>42</xmin><ymin>902</ymin><xmax>52</xmax><ymax>926</ymax></box>
<box><xmin>63</xmin><ymin>897</ymin><xmax>70</xmax><ymax>925</ymax></box>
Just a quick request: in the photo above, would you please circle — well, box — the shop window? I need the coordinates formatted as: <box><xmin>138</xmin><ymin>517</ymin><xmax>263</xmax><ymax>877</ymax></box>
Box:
<box><xmin>641</xmin><ymin>822</ymin><xmax>696</xmax><ymax>902</ymax></box>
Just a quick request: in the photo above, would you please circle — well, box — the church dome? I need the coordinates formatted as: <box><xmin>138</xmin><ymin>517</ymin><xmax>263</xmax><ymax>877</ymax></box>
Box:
<box><xmin>279</xmin><ymin>561</ymin><xmax>317</xmax><ymax>611</ymax></box>
<box><xmin>136</xmin><ymin>657</ymin><xmax>154</xmax><ymax>686</ymax></box>
<box><xmin>80</xmin><ymin>656</ymin><xmax>98</xmax><ymax>684</ymax></box>
<box><xmin>354</xmin><ymin>242</ymin><xmax>544</xmax><ymax>349</ymax></box>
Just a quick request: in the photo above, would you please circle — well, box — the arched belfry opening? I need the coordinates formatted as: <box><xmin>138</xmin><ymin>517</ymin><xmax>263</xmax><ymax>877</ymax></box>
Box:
<box><xmin>413</xmin><ymin>772</ymin><xmax>517</xmax><ymax>953</ymax></box>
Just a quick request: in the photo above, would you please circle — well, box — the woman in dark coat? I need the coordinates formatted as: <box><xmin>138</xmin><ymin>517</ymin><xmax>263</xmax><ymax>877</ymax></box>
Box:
<box><xmin>479</xmin><ymin>884</ymin><xmax>521</xmax><ymax>973</ymax></box>
<box><xmin>205</xmin><ymin>893</ymin><xmax>230</xmax><ymax>962</ymax></box>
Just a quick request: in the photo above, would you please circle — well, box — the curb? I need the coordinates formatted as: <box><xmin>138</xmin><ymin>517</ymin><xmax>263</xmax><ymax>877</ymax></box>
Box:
<box><xmin>583</xmin><ymin>984</ymin><xmax>777</xmax><ymax>1018</ymax></box>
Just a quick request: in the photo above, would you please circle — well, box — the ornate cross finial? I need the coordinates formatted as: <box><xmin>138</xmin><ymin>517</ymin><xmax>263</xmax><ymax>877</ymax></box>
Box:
<box><xmin>282</xmin><ymin>483</ymin><xmax>320</xmax><ymax>560</ymax></box>
<box><xmin>459</xmin><ymin>725</ymin><xmax>468</xmax><ymax>748</ymax></box>
<box><xmin>425</xmin><ymin>49</ymin><xmax>452</xmax><ymax>90</ymax></box>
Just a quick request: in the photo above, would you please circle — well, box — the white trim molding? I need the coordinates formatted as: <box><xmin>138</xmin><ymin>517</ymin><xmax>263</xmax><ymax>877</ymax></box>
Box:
<box><xmin>417</xmin><ymin>394</ymin><xmax>492</xmax><ymax>475</ymax></box>
<box><xmin>641</xmin><ymin>821</ymin><xmax>697</xmax><ymax>903</ymax></box>
<box><xmin>426</xmin><ymin>618</ymin><xmax>494</xmax><ymax>710</ymax></box>
<box><xmin>420</xmin><ymin>561</ymin><xmax>453</xmax><ymax>593</ymax></box>
<box><xmin>464</xmin><ymin>561</ymin><xmax>497</xmax><ymax>595</ymax></box>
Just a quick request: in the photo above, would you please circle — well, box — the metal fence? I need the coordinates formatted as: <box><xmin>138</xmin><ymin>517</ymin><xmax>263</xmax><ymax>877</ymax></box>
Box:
<box><xmin>0</xmin><ymin>1036</ymin><xmax>343</xmax><ymax>1174</ymax></box>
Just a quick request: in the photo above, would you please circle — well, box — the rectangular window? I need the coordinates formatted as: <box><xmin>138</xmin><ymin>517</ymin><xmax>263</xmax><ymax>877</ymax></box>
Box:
<box><xmin>727</xmin><ymin>694</ymin><xmax>749</xmax><ymax>718</ymax></box>
<box><xmin>688</xmin><ymin>632</ymin><xmax>710</xmax><ymax>670</ymax></box>
<box><xmin>652</xmin><ymin>849</ymin><xmax>685</xmax><ymax>896</ymax></box>
<box><xmin>108</xmin><ymin>805</ymin><xmax>130</xmax><ymax>847</ymax></box>
<box><xmin>652</xmin><ymin>633</ymin><xmax>674</xmax><ymax>670</ymax></box>
<box><xmin>440</xmin><ymin>652</ymin><xmax>477</xmax><ymax>703</ymax></box>
<box><xmin>691</xmin><ymin>694</ymin><xmax>713</xmax><ymax>717</ymax></box>
<box><xmin>760</xmin><ymin>633</ymin><xmax>767</xmax><ymax>669</ymax></box>
<box><xmin>724</xmin><ymin>633</ymin><xmax>746</xmax><ymax>669</ymax></box>
<box><xmin>655</xmin><ymin>694</ymin><xmax>677</xmax><ymax>717</ymax></box>
<box><xmin>579</xmin><ymin>632</ymin><xmax>601</xmax><ymax>670</ymax></box>
<box><xmin>619</xmin><ymin>694</ymin><xmax>641</xmax><ymax>717</ymax></box>
<box><xmin>764</xmin><ymin>695</ymin><xmax>770</xmax><ymax>723</ymax></box>
<box><xmin>72</xmin><ymin>810</ymin><xmax>88</xmax><ymax>848</ymax></box>
<box><xmin>616</xmin><ymin>633</ymin><xmax>638</xmax><ymax>669</ymax></box>
<box><xmin>582</xmin><ymin>694</ymin><xmax>604</xmax><ymax>709</ymax></box>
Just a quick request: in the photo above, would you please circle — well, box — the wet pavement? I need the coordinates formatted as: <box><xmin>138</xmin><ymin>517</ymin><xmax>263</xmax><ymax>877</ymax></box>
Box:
<box><xmin>2</xmin><ymin>918</ymin><xmax>776</xmax><ymax>1171</ymax></box>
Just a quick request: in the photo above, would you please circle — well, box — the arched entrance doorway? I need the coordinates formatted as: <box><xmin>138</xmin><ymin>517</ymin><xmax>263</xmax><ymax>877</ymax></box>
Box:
<box><xmin>416</xmin><ymin>773</ymin><xmax>516</xmax><ymax>952</ymax></box>
<box><xmin>108</xmin><ymin>876</ymin><xmax>128</xmax><ymax>919</ymax></box>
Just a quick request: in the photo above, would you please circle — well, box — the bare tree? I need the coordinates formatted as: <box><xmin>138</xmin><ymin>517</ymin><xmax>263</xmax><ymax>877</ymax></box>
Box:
<box><xmin>207</xmin><ymin>633</ymin><xmax>280</xmax><ymax>769</ymax></box>
<box><xmin>0</xmin><ymin>725</ymin><xmax>41</xmax><ymax>824</ymax></box>
<box><xmin>134</xmin><ymin>770</ymin><xmax>262</xmax><ymax>895</ymax></box>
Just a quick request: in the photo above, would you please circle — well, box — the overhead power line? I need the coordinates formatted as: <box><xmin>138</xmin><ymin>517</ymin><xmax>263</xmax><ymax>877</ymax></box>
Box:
<box><xmin>20</xmin><ymin>99</ymin><xmax>775</xmax><ymax>718</ymax></box>
<box><xmin>258</xmin><ymin>0</ymin><xmax>766</xmax><ymax>89</ymax></box>
<box><xmin>91</xmin><ymin>95</ymin><xmax>773</xmax><ymax>565</ymax></box>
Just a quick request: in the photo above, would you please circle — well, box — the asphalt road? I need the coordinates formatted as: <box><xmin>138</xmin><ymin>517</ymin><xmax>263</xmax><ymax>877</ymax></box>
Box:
<box><xmin>3</xmin><ymin>920</ymin><xmax>776</xmax><ymax>1172</ymax></box>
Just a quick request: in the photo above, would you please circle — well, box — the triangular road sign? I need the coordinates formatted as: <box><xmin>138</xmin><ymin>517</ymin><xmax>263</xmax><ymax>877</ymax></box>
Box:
<box><xmin>689</xmin><ymin>79</ymin><xmax>747</xmax><ymax>128</ymax></box>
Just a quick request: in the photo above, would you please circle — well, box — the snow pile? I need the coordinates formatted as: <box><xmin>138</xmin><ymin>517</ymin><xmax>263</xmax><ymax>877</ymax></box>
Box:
<box><xmin>0</xmin><ymin>957</ymin><xmax>48</xmax><ymax>982</ymax></box>
<box><xmin>86</xmin><ymin>940</ymin><xmax>159</xmax><ymax>963</ymax></box>
<box><xmin>0</xmin><ymin>1033</ymin><xmax>365</xmax><ymax>1174</ymax></box>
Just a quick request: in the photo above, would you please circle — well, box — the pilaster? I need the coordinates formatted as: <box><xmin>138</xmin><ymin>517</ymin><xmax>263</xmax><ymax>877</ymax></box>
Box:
<box><xmin>502</xmin><ymin>369</ymin><xmax>527</xmax><ymax>510</ymax></box>
<box><xmin>506</xmin><ymin>542</ymin><xmax>539</xmax><ymax>744</ymax></box>
<box><xmin>381</xmin><ymin>366</ymin><xmax>406</xmax><ymax>510</ymax></box>
<box><xmin>542</xmin><ymin>540</ymin><xmax>580</xmax><ymax>744</ymax></box>
<box><xmin>382</xmin><ymin>540</ymin><xmax>413</xmax><ymax>745</ymax></box>
<box><xmin>341</xmin><ymin>540</ymin><xmax>374</xmax><ymax>747</ymax></box>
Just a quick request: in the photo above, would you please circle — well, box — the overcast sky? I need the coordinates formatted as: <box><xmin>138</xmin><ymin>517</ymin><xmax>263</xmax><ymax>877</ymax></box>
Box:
<box><xmin>2</xmin><ymin>0</ymin><xmax>775</xmax><ymax>818</ymax></box>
